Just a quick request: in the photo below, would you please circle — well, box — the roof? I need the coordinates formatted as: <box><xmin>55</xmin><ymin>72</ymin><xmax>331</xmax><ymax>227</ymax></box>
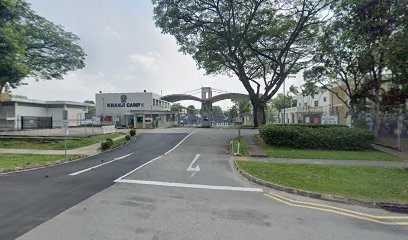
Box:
<box><xmin>8</xmin><ymin>96</ymin><xmax>93</xmax><ymax>107</ymax></box>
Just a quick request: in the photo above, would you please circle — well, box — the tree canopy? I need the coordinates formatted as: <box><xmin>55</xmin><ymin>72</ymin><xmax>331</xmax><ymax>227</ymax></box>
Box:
<box><xmin>152</xmin><ymin>0</ymin><xmax>333</xmax><ymax>126</ymax></box>
<box><xmin>170</xmin><ymin>103</ymin><xmax>184</xmax><ymax>113</ymax></box>
<box><xmin>303</xmin><ymin>0</ymin><xmax>407</xmax><ymax>132</ymax></box>
<box><xmin>0</xmin><ymin>0</ymin><xmax>86</xmax><ymax>93</ymax></box>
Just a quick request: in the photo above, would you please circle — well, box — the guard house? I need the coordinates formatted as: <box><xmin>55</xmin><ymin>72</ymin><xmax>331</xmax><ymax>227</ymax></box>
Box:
<box><xmin>95</xmin><ymin>92</ymin><xmax>174</xmax><ymax>128</ymax></box>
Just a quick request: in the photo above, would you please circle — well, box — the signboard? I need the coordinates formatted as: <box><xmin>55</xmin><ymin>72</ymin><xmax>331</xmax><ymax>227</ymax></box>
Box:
<box><xmin>63</xmin><ymin>110</ymin><xmax>68</xmax><ymax>120</ymax></box>
<box><xmin>235</xmin><ymin>117</ymin><xmax>243</xmax><ymax>123</ymax></box>
<box><xmin>63</xmin><ymin>120</ymin><xmax>69</xmax><ymax>136</ymax></box>
<box><xmin>305</xmin><ymin>116</ymin><xmax>310</xmax><ymax>123</ymax></box>
<box><xmin>102</xmin><ymin>125</ymin><xmax>116</xmax><ymax>134</ymax></box>
<box><xmin>321</xmin><ymin>116</ymin><xmax>338</xmax><ymax>125</ymax></box>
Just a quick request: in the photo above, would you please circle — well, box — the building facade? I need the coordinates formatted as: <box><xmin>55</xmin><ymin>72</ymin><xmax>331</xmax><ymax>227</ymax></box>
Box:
<box><xmin>95</xmin><ymin>92</ymin><xmax>174</xmax><ymax>128</ymax></box>
<box><xmin>283</xmin><ymin>89</ymin><xmax>350</xmax><ymax>125</ymax></box>
<box><xmin>0</xmin><ymin>94</ymin><xmax>91</xmax><ymax>130</ymax></box>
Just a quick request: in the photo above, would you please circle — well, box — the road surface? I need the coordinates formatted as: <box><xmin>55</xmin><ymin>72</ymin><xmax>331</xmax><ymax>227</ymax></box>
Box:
<box><xmin>0</xmin><ymin>128</ymin><xmax>407</xmax><ymax>239</ymax></box>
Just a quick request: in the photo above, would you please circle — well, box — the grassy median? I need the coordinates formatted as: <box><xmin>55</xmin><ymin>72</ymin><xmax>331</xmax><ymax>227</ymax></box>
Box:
<box><xmin>0</xmin><ymin>154</ymin><xmax>83</xmax><ymax>172</ymax></box>
<box><xmin>237</xmin><ymin>161</ymin><xmax>408</xmax><ymax>203</ymax></box>
<box><xmin>257</xmin><ymin>138</ymin><xmax>401</xmax><ymax>161</ymax></box>
<box><xmin>0</xmin><ymin>133</ymin><xmax>123</xmax><ymax>150</ymax></box>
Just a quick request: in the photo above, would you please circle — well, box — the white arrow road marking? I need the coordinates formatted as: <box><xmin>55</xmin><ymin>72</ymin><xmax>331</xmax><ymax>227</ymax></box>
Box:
<box><xmin>187</xmin><ymin>154</ymin><xmax>201</xmax><ymax>172</ymax></box>
<box><xmin>69</xmin><ymin>152</ymin><xmax>134</xmax><ymax>176</ymax></box>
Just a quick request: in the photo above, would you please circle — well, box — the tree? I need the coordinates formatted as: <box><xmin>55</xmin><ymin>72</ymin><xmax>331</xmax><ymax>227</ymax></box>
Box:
<box><xmin>0</xmin><ymin>0</ymin><xmax>86</xmax><ymax>93</ymax></box>
<box><xmin>152</xmin><ymin>0</ymin><xmax>333</xmax><ymax>127</ymax></box>
<box><xmin>338</xmin><ymin>0</ymin><xmax>406</xmax><ymax>134</ymax></box>
<box><xmin>304</xmin><ymin>0</ymin><xmax>407</xmax><ymax>132</ymax></box>
<box><xmin>212</xmin><ymin>105</ymin><xmax>223</xmax><ymax>117</ymax></box>
<box><xmin>232</xmin><ymin>100</ymin><xmax>253</xmax><ymax>114</ymax></box>
<box><xmin>270</xmin><ymin>93</ymin><xmax>294</xmax><ymax>123</ymax></box>
<box><xmin>171</xmin><ymin>103</ymin><xmax>183</xmax><ymax>113</ymax></box>
<box><xmin>187</xmin><ymin>105</ymin><xmax>196</xmax><ymax>114</ymax></box>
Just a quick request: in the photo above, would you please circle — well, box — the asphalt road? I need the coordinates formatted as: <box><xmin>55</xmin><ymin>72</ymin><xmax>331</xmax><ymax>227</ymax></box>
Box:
<box><xmin>0</xmin><ymin>132</ymin><xmax>188</xmax><ymax>240</ymax></box>
<box><xmin>2</xmin><ymin>128</ymin><xmax>408</xmax><ymax>240</ymax></box>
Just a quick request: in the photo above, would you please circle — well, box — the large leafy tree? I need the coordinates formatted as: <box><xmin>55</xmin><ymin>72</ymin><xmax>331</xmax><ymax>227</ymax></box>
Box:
<box><xmin>152</xmin><ymin>0</ymin><xmax>332</xmax><ymax>126</ymax></box>
<box><xmin>304</xmin><ymin>0</ymin><xmax>407</xmax><ymax>132</ymax></box>
<box><xmin>170</xmin><ymin>103</ymin><xmax>184</xmax><ymax>112</ymax></box>
<box><xmin>212</xmin><ymin>105</ymin><xmax>223</xmax><ymax>117</ymax></box>
<box><xmin>0</xmin><ymin>0</ymin><xmax>86</xmax><ymax>93</ymax></box>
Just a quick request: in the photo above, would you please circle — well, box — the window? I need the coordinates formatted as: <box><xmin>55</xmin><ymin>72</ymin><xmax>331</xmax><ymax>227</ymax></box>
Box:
<box><xmin>299</xmin><ymin>103</ymin><xmax>301</xmax><ymax>107</ymax></box>
<box><xmin>304</xmin><ymin>103</ymin><xmax>308</xmax><ymax>107</ymax></box>
<box><xmin>314</xmin><ymin>101</ymin><xmax>318</xmax><ymax>107</ymax></box>
<box><xmin>153</xmin><ymin>99</ymin><xmax>155</xmax><ymax>106</ymax></box>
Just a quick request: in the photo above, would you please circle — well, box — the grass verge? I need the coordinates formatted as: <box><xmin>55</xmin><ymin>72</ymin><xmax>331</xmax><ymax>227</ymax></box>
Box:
<box><xmin>0</xmin><ymin>154</ymin><xmax>83</xmax><ymax>172</ymax></box>
<box><xmin>259</xmin><ymin>138</ymin><xmax>400</xmax><ymax>161</ymax></box>
<box><xmin>0</xmin><ymin>133</ymin><xmax>124</xmax><ymax>150</ymax></box>
<box><xmin>110</xmin><ymin>136</ymin><xmax>135</xmax><ymax>149</ymax></box>
<box><xmin>232</xmin><ymin>137</ymin><xmax>249</xmax><ymax>156</ymax></box>
<box><xmin>237</xmin><ymin>161</ymin><xmax>408</xmax><ymax>203</ymax></box>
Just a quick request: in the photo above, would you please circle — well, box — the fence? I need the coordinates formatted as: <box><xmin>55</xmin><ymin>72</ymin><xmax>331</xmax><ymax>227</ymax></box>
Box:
<box><xmin>375</xmin><ymin>114</ymin><xmax>407</xmax><ymax>152</ymax></box>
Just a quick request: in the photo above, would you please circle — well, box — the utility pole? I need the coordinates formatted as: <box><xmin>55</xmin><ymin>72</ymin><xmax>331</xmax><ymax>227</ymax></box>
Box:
<box><xmin>283</xmin><ymin>79</ymin><xmax>286</xmax><ymax>123</ymax></box>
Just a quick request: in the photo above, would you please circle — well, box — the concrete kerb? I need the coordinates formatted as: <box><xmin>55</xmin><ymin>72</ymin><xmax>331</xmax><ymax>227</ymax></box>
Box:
<box><xmin>233</xmin><ymin>160</ymin><xmax>408</xmax><ymax>212</ymax></box>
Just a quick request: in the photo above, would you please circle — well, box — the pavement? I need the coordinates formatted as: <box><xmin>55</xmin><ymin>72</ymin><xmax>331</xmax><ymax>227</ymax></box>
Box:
<box><xmin>243</xmin><ymin>134</ymin><xmax>267</xmax><ymax>157</ymax></box>
<box><xmin>1</xmin><ymin>128</ymin><xmax>404</xmax><ymax>240</ymax></box>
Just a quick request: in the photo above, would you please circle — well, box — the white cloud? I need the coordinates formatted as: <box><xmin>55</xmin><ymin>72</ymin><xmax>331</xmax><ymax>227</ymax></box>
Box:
<box><xmin>104</xmin><ymin>26</ymin><xmax>120</xmax><ymax>38</ymax></box>
<box><xmin>128</xmin><ymin>52</ymin><xmax>160</xmax><ymax>72</ymax></box>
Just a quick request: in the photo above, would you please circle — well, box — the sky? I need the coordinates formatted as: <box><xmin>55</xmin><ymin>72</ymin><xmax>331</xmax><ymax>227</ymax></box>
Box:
<box><xmin>14</xmin><ymin>0</ymin><xmax>304</xmax><ymax>110</ymax></box>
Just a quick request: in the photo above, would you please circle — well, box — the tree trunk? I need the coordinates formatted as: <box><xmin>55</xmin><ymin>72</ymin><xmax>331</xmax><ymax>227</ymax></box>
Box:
<box><xmin>251</xmin><ymin>99</ymin><xmax>266</xmax><ymax>127</ymax></box>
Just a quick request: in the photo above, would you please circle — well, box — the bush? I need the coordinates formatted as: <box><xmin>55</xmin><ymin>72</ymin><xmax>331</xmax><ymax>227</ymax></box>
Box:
<box><xmin>259</xmin><ymin>124</ymin><xmax>375</xmax><ymax>151</ymax></box>
<box><xmin>278</xmin><ymin>124</ymin><xmax>349</xmax><ymax>128</ymax></box>
<box><xmin>129</xmin><ymin>129</ymin><xmax>136</xmax><ymax>137</ymax></box>
<box><xmin>105</xmin><ymin>138</ymin><xmax>113</xmax><ymax>145</ymax></box>
<box><xmin>101</xmin><ymin>139</ymin><xmax>113</xmax><ymax>150</ymax></box>
<box><xmin>125</xmin><ymin>134</ymin><xmax>131</xmax><ymax>141</ymax></box>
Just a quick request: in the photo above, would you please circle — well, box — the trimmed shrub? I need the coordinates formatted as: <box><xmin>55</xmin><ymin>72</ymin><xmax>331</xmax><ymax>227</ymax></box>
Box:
<box><xmin>105</xmin><ymin>138</ymin><xmax>113</xmax><ymax>145</ymax></box>
<box><xmin>259</xmin><ymin>124</ymin><xmax>375</xmax><ymax>150</ymax></box>
<box><xmin>125</xmin><ymin>134</ymin><xmax>131</xmax><ymax>141</ymax></box>
<box><xmin>101</xmin><ymin>139</ymin><xmax>113</xmax><ymax>150</ymax></box>
<box><xmin>278</xmin><ymin>124</ymin><xmax>349</xmax><ymax>128</ymax></box>
<box><xmin>129</xmin><ymin>129</ymin><xmax>136</xmax><ymax>137</ymax></box>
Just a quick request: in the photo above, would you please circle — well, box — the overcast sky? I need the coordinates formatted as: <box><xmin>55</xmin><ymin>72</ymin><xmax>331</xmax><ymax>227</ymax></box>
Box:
<box><xmin>14</xmin><ymin>0</ymin><xmax>303</xmax><ymax>110</ymax></box>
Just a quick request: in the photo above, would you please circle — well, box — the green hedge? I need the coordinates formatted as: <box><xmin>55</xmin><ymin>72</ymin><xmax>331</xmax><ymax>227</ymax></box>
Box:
<box><xmin>259</xmin><ymin>124</ymin><xmax>375</xmax><ymax>150</ymax></box>
<box><xmin>278</xmin><ymin>124</ymin><xmax>349</xmax><ymax>128</ymax></box>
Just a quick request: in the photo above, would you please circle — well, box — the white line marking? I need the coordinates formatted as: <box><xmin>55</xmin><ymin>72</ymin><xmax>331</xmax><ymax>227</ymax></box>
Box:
<box><xmin>190</xmin><ymin>172</ymin><xmax>198</xmax><ymax>177</ymax></box>
<box><xmin>114</xmin><ymin>155</ymin><xmax>162</xmax><ymax>181</ymax></box>
<box><xmin>115</xmin><ymin>130</ymin><xmax>200</xmax><ymax>182</ymax></box>
<box><xmin>187</xmin><ymin>154</ymin><xmax>200</xmax><ymax>172</ymax></box>
<box><xmin>164</xmin><ymin>130</ymin><xmax>200</xmax><ymax>155</ymax></box>
<box><xmin>115</xmin><ymin>179</ymin><xmax>264</xmax><ymax>192</ymax></box>
<box><xmin>69</xmin><ymin>152</ymin><xmax>134</xmax><ymax>176</ymax></box>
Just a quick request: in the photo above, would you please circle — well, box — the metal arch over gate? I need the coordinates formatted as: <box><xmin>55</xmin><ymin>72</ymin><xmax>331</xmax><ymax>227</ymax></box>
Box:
<box><xmin>160</xmin><ymin>87</ymin><xmax>250</xmax><ymax>127</ymax></box>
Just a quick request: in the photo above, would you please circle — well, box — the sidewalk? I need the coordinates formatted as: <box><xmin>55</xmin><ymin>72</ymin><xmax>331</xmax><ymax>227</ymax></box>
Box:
<box><xmin>0</xmin><ymin>135</ymin><xmax>127</xmax><ymax>156</ymax></box>
<box><xmin>242</xmin><ymin>135</ymin><xmax>267</xmax><ymax>157</ymax></box>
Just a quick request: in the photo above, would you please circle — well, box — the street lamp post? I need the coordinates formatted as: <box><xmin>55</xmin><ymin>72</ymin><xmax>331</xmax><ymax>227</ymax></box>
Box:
<box><xmin>283</xmin><ymin>78</ymin><xmax>286</xmax><ymax>124</ymax></box>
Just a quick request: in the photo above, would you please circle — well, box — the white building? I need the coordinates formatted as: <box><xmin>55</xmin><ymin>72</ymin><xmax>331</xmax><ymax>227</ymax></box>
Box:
<box><xmin>95</xmin><ymin>92</ymin><xmax>174</xmax><ymax>128</ymax></box>
<box><xmin>283</xmin><ymin>89</ymin><xmax>350</xmax><ymax>125</ymax></box>
<box><xmin>0</xmin><ymin>94</ymin><xmax>91</xmax><ymax>130</ymax></box>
